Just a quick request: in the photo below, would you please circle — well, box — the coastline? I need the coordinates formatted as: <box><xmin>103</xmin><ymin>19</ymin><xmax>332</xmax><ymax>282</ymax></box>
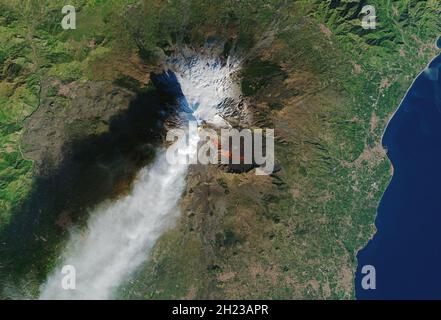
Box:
<box><xmin>353</xmin><ymin>42</ymin><xmax>441</xmax><ymax>299</ymax></box>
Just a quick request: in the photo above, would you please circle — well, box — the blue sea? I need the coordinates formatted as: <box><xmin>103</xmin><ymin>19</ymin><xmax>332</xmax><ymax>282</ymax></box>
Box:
<box><xmin>356</xmin><ymin>51</ymin><xmax>441</xmax><ymax>299</ymax></box>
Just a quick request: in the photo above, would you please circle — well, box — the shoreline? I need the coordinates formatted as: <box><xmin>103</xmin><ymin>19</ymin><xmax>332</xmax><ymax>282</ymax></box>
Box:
<box><xmin>353</xmin><ymin>43</ymin><xmax>441</xmax><ymax>299</ymax></box>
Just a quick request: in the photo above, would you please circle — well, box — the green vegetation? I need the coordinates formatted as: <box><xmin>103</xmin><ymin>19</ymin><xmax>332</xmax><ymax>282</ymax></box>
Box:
<box><xmin>122</xmin><ymin>0</ymin><xmax>441</xmax><ymax>299</ymax></box>
<box><xmin>0</xmin><ymin>0</ymin><xmax>141</xmax><ymax>227</ymax></box>
<box><xmin>241</xmin><ymin>59</ymin><xmax>286</xmax><ymax>96</ymax></box>
<box><xmin>0</xmin><ymin>0</ymin><xmax>440</xmax><ymax>299</ymax></box>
